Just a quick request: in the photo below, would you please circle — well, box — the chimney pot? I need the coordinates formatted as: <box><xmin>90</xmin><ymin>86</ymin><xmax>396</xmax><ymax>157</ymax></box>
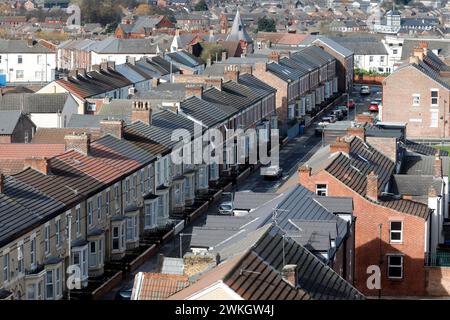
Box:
<box><xmin>24</xmin><ymin>157</ymin><xmax>50</xmax><ymax>175</ymax></box>
<box><xmin>298</xmin><ymin>165</ymin><xmax>311</xmax><ymax>184</ymax></box>
<box><xmin>223</xmin><ymin>64</ymin><xmax>239</xmax><ymax>82</ymax></box>
<box><xmin>131</xmin><ymin>100</ymin><xmax>152</xmax><ymax>125</ymax></box>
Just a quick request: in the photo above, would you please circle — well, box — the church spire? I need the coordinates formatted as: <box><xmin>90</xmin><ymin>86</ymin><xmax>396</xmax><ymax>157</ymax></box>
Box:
<box><xmin>226</xmin><ymin>6</ymin><xmax>253</xmax><ymax>43</ymax></box>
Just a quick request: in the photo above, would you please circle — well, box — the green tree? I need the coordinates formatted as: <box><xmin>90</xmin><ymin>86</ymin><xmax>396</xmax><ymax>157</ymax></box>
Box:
<box><xmin>194</xmin><ymin>0</ymin><xmax>208</xmax><ymax>11</ymax></box>
<box><xmin>200</xmin><ymin>43</ymin><xmax>226</xmax><ymax>62</ymax></box>
<box><xmin>257</xmin><ymin>17</ymin><xmax>276</xmax><ymax>32</ymax></box>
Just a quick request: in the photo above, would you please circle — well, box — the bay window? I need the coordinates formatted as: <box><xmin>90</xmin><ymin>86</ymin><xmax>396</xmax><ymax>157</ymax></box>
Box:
<box><xmin>72</xmin><ymin>245</ymin><xmax>88</xmax><ymax>285</ymax></box>
<box><xmin>184</xmin><ymin>175</ymin><xmax>194</xmax><ymax>200</ymax></box>
<box><xmin>45</xmin><ymin>264</ymin><xmax>63</xmax><ymax>300</ymax></box>
<box><xmin>144</xmin><ymin>199</ymin><xmax>158</xmax><ymax>229</ymax></box>
<box><xmin>198</xmin><ymin>166</ymin><xmax>209</xmax><ymax>189</ymax></box>
<box><xmin>46</xmin><ymin>270</ymin><xmax>54</xmax><ymax>299</ymax></box>
<box><xmin>111</xmin><ymin>219</ymin><xmax>126</xmax><ymax>253</ymax></box>
<box><xmin>88</xmin><ymin>237</ymin><xmax>104</xmax><ymax>269</ymax></box>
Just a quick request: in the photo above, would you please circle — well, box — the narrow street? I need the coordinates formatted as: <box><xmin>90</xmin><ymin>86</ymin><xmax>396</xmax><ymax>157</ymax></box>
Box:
<box><xmin>102</xmin><ymin>86</ymin><xmax>381</xmax><ymax>299</ymax></box>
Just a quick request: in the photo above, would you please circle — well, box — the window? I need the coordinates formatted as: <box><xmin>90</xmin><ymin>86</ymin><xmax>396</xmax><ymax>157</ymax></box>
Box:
<box><xmin>387</xmin><ymin>255</ymin><xmax>403</xmax><ymax>279</ymax></box>
<box><xmin>390</xmin><ymin>221</ymin><xmax>403</xmax><ymax>243</ymax></box>
<box><xmin>25</xmin><ymin>131</ymin><xmax>29</xmax><ymax>143</ymax></box>
<box><xmin>431</xmin><ymin>89</ymin><xmax>439</xmax><ymax>106</ymax></box>
<box><xmin>158</xmin><ymin>196</ymin><xmax>164</xmax><ymax>219</ymax></box>
<box><xmin>412</xmin><ymin>94</ymin><xmax>420</xmax><ymax>106</ymax></box>
<box><xmin>144</xmin><ymin>201</ymin><xmax>158</xmax><ymax>229</ymax></box>
<box><xmin>37</xmin><ymin>55</ymin><xmax>42</xmax><ymax>64</ymax></box>
<box><xmin>393</xmin><ymin>49</ymin><xmax>398</xmax><ymax>54</ymax></box>
<box><xmin>18</xmin><ymin>243</ymin><xmax>24</xmax><ymax>274</ymax></box>
<box><xmin>369</xmin><ymin>56</ymin><xmax>374</xmax><ymax>62</ymax></box>
<box><xmin>184</xmin><ymin>176</ymin><xmax>192</xmax><ymax>199</ymax></box>
<box><xmin>44</xmin><ymin>224</ymin><xmax>50</xmax><ymax>254</ymax></box>
<box><xmin>55</xmin><ymin>267</ymin><xmax>61</xmax><ymax>297</ymax></box>
<box><xmin>114</xmin><ymin>184</ymin><xmax>120</xmax><ymax>211</ymax></box>
<box><xmin>35</xmin><ymin>71</ymin><xmax>44</xmax><ymax>79</ymax></box>
<box><xmin>16</xmin><ymin>70</ymin><xmax>24</xmax><ymax>79</ymax></box>
<box><xmin>97</xmin><ymin>194</ymin><xmax>102</xmax><ymax>219</ymax></box>
<box><xmin>380</xmin><ymin>56</ymin><xmax>385</xmax><ymax>63</ymax></box>
<box><xmin>55</xmin><ymin>219</ymin><xmax>61</xmax><ymax>247</ymax></box>
<box><xmin>3</xmin><ymin>252</ymin><xmax>9</xmax><ymax>283</ymax></box>
<box><xmin>126</xmin><ymin>217</ymin><xmax>135</xmax><ymax>241</ymax></box>
<box><xmin>133</xmin><ymin>175</ymin><xmax>137</xmax><ymax>198</ymax></box>
<box><xmin>87</xmin><ymin>103</ymin><xmax>96</xmax><ymax>112</ymax></box>
<box><xmin>18</xmin><ymin>55</ymin><xmax>22</xmax><ymax>64</ymax></box>
<box><xmin>112</xmin><ymin>226</ymin><xmax>120</xmax><ymax>250</ymax></box>
<box><xmin>125</xmin><ymin>179</ymin><xmax>130</xmax><ymax>203</ymax></box>
<box><xmin>316</xmin><ymin>184</ymin><xmax>327</xmax><ymax>196</ymax></box>
<box><xmin>105</xmin><ymin>190</ymin><xmax>110</xmax><ymax>215</ymax></box>
<box><xmin>140</xmin><ymin>169</ymin><xmax>145</xmax><ymax>194</ymax></box>
<box><xmin>98</xmin><ymin>238</ymin><xmax>103</xmax><ymax>266</ymax></box>
<box><xmin>156</xmin><ymin>160</ymin><xmax>162</xmax><ymax>185</ymax></box>
<box><xmin>430</xmin><ymin>111</ymin><xmax>439</xmax><ymax>128</ymax></box>
<box><xmin>147</xmin><ymin>165</ymin><xmax>152</xmax><ymax>191</ymax></box>
<box><xmin>288</xmin><ymin>105</ymin><xmax>295</xmax><ymax>119</ymax></box>
<box><xmin>174</xmin><ymin>183</ymin><xmax>183</xmax><ymax>205</ymax></box>
<box><xmin>198</xmin><ymin>166</ymin><xmax>208</xmax><ymax>189</ymax></box>
<box><xmin>72</xmin><ymin>246</ymin><xmax>88</xmax><ymax>280</ymax></box>
<box><xmin>87</xmin><ymin>200</ymin><xmax>93</xmax><ymax>226</ymax></box>
<box><xmin>76</xmin><ymin>207</ymin><xmax>81</xmax><ymax>236</ymax></box>
<box><xmin>30</xmin><ymin>236</ymin><xmax>36</xmax><ymax>268</ymax></box>
<box><xmin>89</xmin><ymin>241</ymin><xmax>97</xmax><ymax>268</ymax></box>
<box><xmin>46</xmin><ymin>270</ymin><xmax>54</xmax><ymax>299</ymax></box>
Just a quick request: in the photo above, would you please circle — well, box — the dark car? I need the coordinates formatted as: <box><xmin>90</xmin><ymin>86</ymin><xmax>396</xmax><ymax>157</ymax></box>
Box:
<box><xmin>115</xmin><ymin>285</ymin><xmax>133</xmax><ymax>300</ymax></box>
<box><xmin>331</xmin><ymin>109</ymin><xmax>344</xmax><ymax>120</ymax></box>
<box><xmin>335</xmin><ymin>105</ymin><xmax>348</xmax><ymax>116</ymax></box>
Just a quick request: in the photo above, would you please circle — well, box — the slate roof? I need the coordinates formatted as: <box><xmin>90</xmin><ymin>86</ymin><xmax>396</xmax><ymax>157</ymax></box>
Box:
<box><xmin>400</xmin><ymin>154</ymin><xmax>450</xmax><ymax>176</ymax></box>
<box><xmin>233</xmin><ymin>192</ymin><xmax>278</xmax><ymax>210</ymax></box>
<box><xmin>32</xmin><ymin>128</ymin><xmax>101</xmax><ymax>144</ymax></box>
<box><xmin>131</xmin><ymin>272</ymin><xmax>190</xmax><ymax>300</ymax></box>
<box><xmin>0</xmin><ymin>111</ymin><xmax>22</xmax><ymax>135</ymax></box>
<box><xmin>401</xmin><ymin>39</ymin><xmax>450</xmax><ymax>60</ymax></box>
<box><xmin>91</xmin><ymin>37</ymin><xmax>159</xmax><ymax>54</ymax></box>
<box><xmin>304</xmin><ymin>35</ymin><xmax>354</xmax><ymax>57</ymax></box>
<box><xmin>392</xmin><ymin>174</ymin><xmax>443</xmax><ymax>197</ymax></box>
<box><xmin>160</xmin><ymin>257</ymin><xmax>185</xmax><ymax>275</ymax></box>
<box><xmin>330</xmin><ymin>36</ymin><xmax>388</xmax><ymax>55</ymax></box>
<box><xmin>404</xmin><ymin>139</ymin><xmax>448</xmax><ymax>156</ymax></box>
<box><xmin>0</xmin><ymin>93</ymin><xmax>73</xmax><ymax>114</ymax></box>
<box><xmin>166</xmin><ymin>50</ymin><xmax>204</xmax><ymax>68</ymax></box>
<box><xmin>226</xmin><ymin>9</ymin><xmax>253</xmax><ymax>43</ymax></box>
<box><xmin>67</xmin><ymin>114</ymin><xmax>131</xmax><ymax>128</ymax></box>
<box><xmin>0</xmin><ymin>39</ymin><xmax>55</xmax><ymax>53</ymax></box>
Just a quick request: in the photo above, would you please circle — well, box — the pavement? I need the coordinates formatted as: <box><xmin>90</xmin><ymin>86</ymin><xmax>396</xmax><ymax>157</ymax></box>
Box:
<box><xmin>102</xmin><ymin>87</ymin><xmax>382</xmax><ymax>299</ymax></box>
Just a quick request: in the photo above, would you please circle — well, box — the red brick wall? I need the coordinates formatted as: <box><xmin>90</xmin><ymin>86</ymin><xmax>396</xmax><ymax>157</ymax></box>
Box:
<box><xmin>0</xmin><ymin>135</ymin><xmax>11</xmax><ymax>143</ymax></box>
<box><xmin>425</xmin><ymin>267</ymin><xmax>450</xmax><ymax>296</ymax></box>
<box><xmin>383</xmin><ymin>66</ymin><xmax>450</xmax><ymax>139</ymax></box>
<box><xmin>300</xmin><ymin>170</ymin><xmax>427</xmax><ymax>296</ymax></box>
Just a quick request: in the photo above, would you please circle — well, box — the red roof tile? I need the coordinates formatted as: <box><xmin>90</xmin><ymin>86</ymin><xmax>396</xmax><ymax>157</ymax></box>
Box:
<box><xmin>132</xmin><ymin>273</ymin><xmax>190</xmax><ymax>300</ymax></box>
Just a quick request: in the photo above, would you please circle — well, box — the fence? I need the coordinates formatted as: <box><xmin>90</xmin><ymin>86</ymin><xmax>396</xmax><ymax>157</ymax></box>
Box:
<box><xmin>425</xmin><ymin>252</ymin><xmax>450</xmax><ymax>267</ymax></box>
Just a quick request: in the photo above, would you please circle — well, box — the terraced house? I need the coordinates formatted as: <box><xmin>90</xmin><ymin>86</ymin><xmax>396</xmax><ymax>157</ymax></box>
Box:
<box><xmin>298</xmin><ymin>124</ymin><xmax>450</xmax><ymax>297</ymax></box>
<box><xmin>253</xmin><ymin>46</ymin><xmax>339</xmax><ymax>133</ymax></box>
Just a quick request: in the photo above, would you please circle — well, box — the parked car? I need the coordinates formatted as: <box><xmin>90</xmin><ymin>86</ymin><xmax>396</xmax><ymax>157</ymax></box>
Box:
<box><xmin>347</xmin><ymin>99</ymin><xmax>356</xmax><ymax>109</ymax></box>
<box><xmin>218</xmin><ymin>192</ymin><xmax>234</xmax><ymax>215</ymax></box>
<box><xmin>369</xmin><ymin>101</ymin><xmax>379</xmax><ymax>112</ymax></box>
<box><xmin>331</xmin><ymin>109</ymin><xmax>344</xmax><ymax>121</ymax></box>
<box><xmin>335</xmin><ymin>105</ymin><xmax>348</xmax><ymax>116</ymax></box>
<box><xmin>115</xmin><ymin>285</ymin><xmax>133</xmax><ymax>300</ymax></box>
<box><xmin>315</xmin><ymin>122</ymin><xmax>329</xmax><ymax>136</ymax></box>
<box><xmin>260</xmin><ymin>165</ymin><xmax>283</xmax><ymax>179</ymax></box>
<box><xmin>360</xmin><ymin>85</ymin><xmax>370</xmax><ymax>95</ymax></box>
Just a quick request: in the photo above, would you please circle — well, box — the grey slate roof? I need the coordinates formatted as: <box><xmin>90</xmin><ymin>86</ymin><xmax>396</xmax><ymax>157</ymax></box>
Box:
<box><xmin>312</xmin><ymin>196</ymin><xmax>353</xmax><ymax>214</ymax></box>
<box><xmin>392</xmin><ymin>174</ymin><xmax>443</xmax><ymax>198</ymax></box>
<box><xmin>401</xmin><ymin>39</ymin><xmax>450</xmax><ymax>60</ymax></box>
<box><xmin>0</xmin><ymin>111</ymin><xmax>22</xmax><ymax>135</ymax></box>
<box><xmin>303</xmin><ymin>35</ymin><xmax>354</xmax><ymax>57</ymax></box>
<box><xmin>330</xmin><ymin>37</ymin><xmax>388</xmax><ymax>55</ymax></box>
<box><xmin>0</xmin><ymin>39</ymin><xmax>54</xmax><ymax>53</ymax></box>
<box><xmin>91</xmin><ymin>37</ymin><xmax>159</xmax><ymax>54</ymax></box>
<box><xmin>226</xmin><ymin>9</ymin><xmax>253</xmax><ymax>43</ymax></box>
<box><xmin>233</xmin><ymin>192</ymin><xmax>278</xmax><ymax>210</ymax></box>
<box><xmin>0</xmin><ymin>93</ymin><xmax>72</xmax><ymax>114</ymax></box>
<box><xmin>400</xmin><ymin>154</ymin><xmax>450</xmax><ymax>176</ymax></box>
<box><xmin>67</xmin><ymin>114</ymin><xmax>131</xmax><ymax>128</ymax></box>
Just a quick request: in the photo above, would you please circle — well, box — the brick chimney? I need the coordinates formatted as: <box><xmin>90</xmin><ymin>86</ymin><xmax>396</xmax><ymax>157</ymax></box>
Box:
<box><xmin>347</xmin><ymin>127</ymin><xmax>365</xmax><ymax>141</ymax></box>
<box><xmin>205</xmin><ymin>77</ymin><xmax>223</xmax><ymax>90</ymax></box>
<box><xmin>185</xmin><ymin>84</ymin><xmax>203</xmax><ymax>98</ymax></box>
<box><xmin>240</xmin><ymin>64</ymin><xmax>253</xmax><ymax>75</ymax></box>
<box><xmin>92</xmin><ymin>64</ymin><xmax>101</xmax><ymax>73</ymax></box>
<box><xmin>100</xmin><ymin>62</ymin><xmax>108</xmax><ymax>72</ymax></box>
<box><xmin>131</xmin><ymin>101</ymin><xmax>152</xmax><ymax>125</ymax></box>
<box><xmin>64</xmin><ymin>133</ymin><xmax>91</xmax><ymax>156</ymax></box>
<box><xmin>428</xmin><ymin>185</ymin><xmax>437</xmax><ymax>198</ymax></box>
<box><xmin>24</xmin><ymin>157</ymin><xmax>50</xmax><ymax>175</ymax></box>
<box><xmin>107</xmin><ymin>61</ymin><xmax>116</xmax><ymax>71</ymax></box>
<box><xmin>152</xmin><ymin>78</ymin><xmax>159</xmax><ymax>88</ymax></box>
<box><xmin>127</xmin><ymin>56</ymin><xmax>136</xmax><ymax>65</ymax></box>
<box><xmin>0</xmin><ymin>173</ymin><xmax>4</xmax><ymax>193</ymax></box>
<box><xmin>413</xmin><ymin>47</ymin><xmax>425</xmax><ymax>61</ymax></box>
<box><xmin>434</xmin><ymin>153</ymin><xmax>442</xmax><ymax>178</ymax></box>
<box><xmin>355</xmin><ymin>113</ymin><xmax>374</xmax><ymax>125</ymax></box>
<box><xmin>330</xmin><ymin>137</ymin><xmax>350</xmax><ymax>154</ymax></box>
<box><xmin>68</xmin><ymin>69</ymin><xmax>78</xmax><ymax>79</ymax></box>
<box><xmin>221</xmin><ymin>51</ymin><xmax>228</xmax><ymax>61</ymax></box>
<box><xmin>100</xmin><ymin>119</ymin><xmax>124</xmax><ymax>139</ymax></box>
<box><xmin>268</xmin><ymin>51</ymin><xmax>280</xmax><ymax>63</ymax></box>
<box><xmin>366</xmin><ymin>171</ymin><xmax>378</xmax><ymax>201</ymax></box>
<box><xmin>281</xmin><ymin>264</ymin><xmax>298</xmax><ymax>288</ymax></box>
<box><xmin>224</xmin><ymin>65</ymin><xmax>239</xmax><ymax>82</ymax></box>
<box><xmin>298</xmin><ymin>165</ymin><xmax>311</xmax><ymax>184</ymax></box>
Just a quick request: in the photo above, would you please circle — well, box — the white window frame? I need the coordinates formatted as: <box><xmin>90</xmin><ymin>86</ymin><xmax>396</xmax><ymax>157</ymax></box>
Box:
<box><xmin>97</xmin><ymin>194</ymin><xmax>102</xmax><ymax>219</ymax></box>
<box><xmin>55</xmin><ymin>218</ymin><xmax>61</xmax><ymax>248</ymax></box>
<box><xmin>114</xmin><ymin>183</ymin><xmax>120</xmax><ymax>212</ymax></box>
<box><xmin>390</xmin><ymin>221</ymin><xmax>403</xmax><ymax>243</ymax></box>
<box><xmin>76</xmin><ymin>206</ymin><xmax>81</xmax><ymax>236</ymax></box>
<box><xmin>412</xmin><ymin>94</ymin><xmax>420</xmax><ymax>107</ymax></box>
<box><xmin>44</xmin><ymin>223</ymin><xmax>50</xmax><ymax>255</ymax></box>
<box><xmin>30</xmin><ymin>234</ymin><xmax>36</xmax><ymax>270</ymax></box>
<box><xmin>430</xmin><ymin>110</ymin><xmax>439</xmax><ymax>128</ymax></box>
<box><xmin>140</xmin><ymin>169</ymin><xmax>145</xmax><ymax>195</ymax></box>
<box><xmin>132</xmin><ymin>174</ymin><xmax>137</xmax><ymax>199</ymax></box>
<box><xmin>144</xmin><ymin>200</ymin><xmax>158</xmax><ymax>229</ymax></box>
<box><xmin>316</xmin><ymin>184</ymin><xmax>328</xmax><ymax>196</ymax></box>
<box><xmin>45</xmin><ymin>270</ymin><xmax>54</xmax><ymax>299</ymax></box>
<box><xmin>105</xmin><ymin>189</ymin><xmax>110</xmax><ymax>216</ymax></box>
<box><xmin>387</xmin><ymin>254</ymin><xmax>403</xmax><ymax>279</ymax></box>
<box><xmin>17</xmin><ymin>241</ymin><xmax>24</xmax><ymax>275</ymax></box>
<box><xmin>72</xmin><ymin>245</ymin><xmax>88</xmax><ymax>281</ymax></box>
<box><xmin>3</xmin><ymin>251</ymin><xmax>9</xmax><ymax>284</ymax></box>
<box><xmin>125</xmin><ymin>178</ymin><xmax>130</xmax><ymax>203</ymax></box>
<box><xmin>431</xmin><ymin>89</ymin><xmax>439</xmax><ymax>106</ymax></box>
<box><xmin>87</xmin><ymin>200</ymin><xmax>93</xmax><ymax>226</ymax></box>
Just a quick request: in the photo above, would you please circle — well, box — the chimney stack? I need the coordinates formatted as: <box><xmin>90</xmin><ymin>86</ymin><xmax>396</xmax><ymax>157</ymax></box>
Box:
<box><xmin>413</xmin><ymin>47</ymin><xmax>425</xmax><ymax>61</ymax></box>
<box><xmin>428</xmin><ymin>185</ymin><xmax>437</xmax><ymax>198</ymax></box>
<box><xmin>223</xmin><ymin>65</ymin><xmax>239</xmax><ymax>82</ymax></box>
<box><xmin>366</xmin><ymin>171</ymin><xmax>378</xmax><ymax>201</ymax></box>
<box><xmin>434</xmin><ymin>153</ymin><xmax>442</xmax><ymax>178</ymax></box>
<box><xmin>100</xmin><ymin>119</ymin><xmax>124</xmax><ymax>139</ymax></box>
<box><xmin>107</xmin><ymin>61</ymin><xmax>116</xmax><ymax>71</ymax></box>
<box><xmin>185</xmin><ymin>84</ymin><xmax>203</xmax><ymax>98</ymax></box>
<box><xmin>24</xmin><ymin>157</ymin><xmax>50</xmax><ymax>175</ymax></box>
<box><xmin>100</xmin><ymin>62</ymin><xmax>108</xmax><ymax>72</ymax></box>
<box><xmin>240</xmin><ymin>64</ymin><xmax>253</xmax><ymax>75</ymax></box>
<box><xmin>281</xmin><ymin>264</ymin><xmax>298</xmax><ymax>288</ymax></box>
<box><xmin>64</xmin><ymin>133</ymin><xmax>91</xmax><ymax>156</ymax></box>
<box><xmin>68</xmin><ymin>69</ymin><xmax>78</xmax><ymax>79</ymax></box>
<box><xmin>131</xmin><ymin>101</ymin><xmax>152</xmax><ymax>125</ymax></box>
<box><xmin>330</xmin><ymin>137</ymin><xmax>350</xmax><ymax>154</ymax></box>
<box><xmin>268</xmin><ymin>51</ymin><xmax>280</xmax><ymax>63</ymax></box>
<box><xmin>221</xmin><ymin>51</ymin><xmax>228</xmax><ymax>61</ymax></box>
<box><xmin>347</xmin><ymin>127</ymin><xmax>365</xmax><ymax>141</ymax></box>
<box><xmin>298</xmin><ymin>165</ymin><xmax>311</xmax><ymax>184</ymax></box>
<box><xmin>151</xmin><ymin>78</ymin><xmax>159</xmax><ymax>88</ymax></box>
<box><xmin>127</xmin><ymin>56</ymin><xmax>136</xmax><ymax>65</ymax></box>
<box><xmin>205</xmin><ymin>77</ymin><xmax>223</xmax><ymax>90</ymax></box>
<box><xmin>92</xmin><ymin>64</ymin><xmax>101</xmax><ymax>73</ymax></box>
<box><xmin>77</xmin><ymin>68</ymin><xmax>87</xmax><ymax>78</ymax></box>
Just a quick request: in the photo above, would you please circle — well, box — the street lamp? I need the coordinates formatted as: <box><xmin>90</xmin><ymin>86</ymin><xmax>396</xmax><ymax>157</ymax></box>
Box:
<box><xmin>179</xmin><ymin>233</ymin><xmax>195</xmax><ymax>259</ymax></box>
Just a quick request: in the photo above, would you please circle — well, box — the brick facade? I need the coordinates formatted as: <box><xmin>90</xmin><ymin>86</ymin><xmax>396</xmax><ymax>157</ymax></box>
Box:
<box><xmin>299</xmin><ymin>168</ymin><xmax>427</xmax><ymax>296</ymax></box>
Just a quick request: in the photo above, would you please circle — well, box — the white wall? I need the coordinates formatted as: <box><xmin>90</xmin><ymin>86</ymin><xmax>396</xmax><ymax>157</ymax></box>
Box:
<box><xmin>91</xmin><ymin>52</ymin><xmax>157</xmax><ymax>67</ymax></box>
<box><xmin>0</xmin><ymin>53</ymin><xmax>56</xmax><ymax>83</ymax></box>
